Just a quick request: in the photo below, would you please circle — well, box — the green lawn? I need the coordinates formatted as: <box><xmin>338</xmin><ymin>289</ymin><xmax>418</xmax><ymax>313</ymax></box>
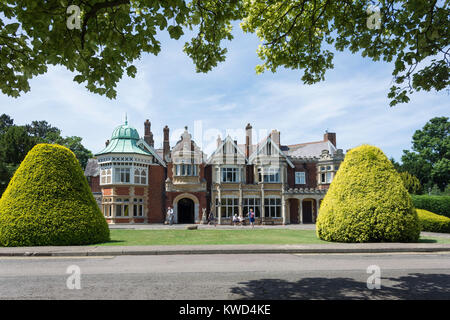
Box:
<box><xmin>95</xmin><ymin>229</ymin><xmax>450</xmax><ymax>246</ymax></box>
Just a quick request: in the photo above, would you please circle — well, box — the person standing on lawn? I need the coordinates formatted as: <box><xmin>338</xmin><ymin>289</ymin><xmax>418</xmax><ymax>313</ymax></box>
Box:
<box><xmin>249</xmin><ymin>208</ymin><xmax>255</xmax><ymax>228</ymax></box>
<box><xmin>208</xmin><ymin>209</ymin><xmax>217</xmax><ymax>227</ymax></box>
<box><xmin>167</xmin><ymin>206</ymin><xmax>174</xmax><ymax>225</ymax></box>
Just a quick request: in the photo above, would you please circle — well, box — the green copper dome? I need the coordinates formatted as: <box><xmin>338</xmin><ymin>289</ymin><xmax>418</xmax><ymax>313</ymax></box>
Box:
<box><xmin>95</xmin><ymin>119</ymin><xmax>151</xmax><ymax>156</ymax></box>
<box><xmin>111</xmin><ymin>121</ymin><xmax>140</xmax><ymax>141</ymax></box>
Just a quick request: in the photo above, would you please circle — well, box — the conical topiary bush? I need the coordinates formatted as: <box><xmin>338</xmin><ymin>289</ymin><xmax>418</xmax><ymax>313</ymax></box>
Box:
<box><xmin>316</xmin><ymin>145</ymin><xmax>420</xmax><ymax>243</ymax></box>
<box><xmin>0</xmin><ymin>144</ymin><xmax>109</xmax><ymax>246</ymax></box>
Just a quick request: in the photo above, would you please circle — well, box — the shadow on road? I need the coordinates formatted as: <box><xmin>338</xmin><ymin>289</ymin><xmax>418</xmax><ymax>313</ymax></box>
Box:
<box><xmin>230</xmin><ymin>273</ymin><xmax>450</xmax><ymax>299</ymax></box>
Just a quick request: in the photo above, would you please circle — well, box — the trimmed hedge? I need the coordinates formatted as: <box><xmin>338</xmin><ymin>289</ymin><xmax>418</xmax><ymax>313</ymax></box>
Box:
<box><xmin>0</xmin><ymin>144</ymin><xmax>110</xmax><ymax>247</ymax></box>
<box><xmin>316</xmin><ymin>145</ymin><xmax>420</xmax><ymax>243</ymax></box>
<box><xmin>411</xmin><ymin>195</ymin><xmax>450</xmax><ymax>218</ymax></box>
<box><xmin>417</xmin><ymin>209</ymin><xmax>450</xmax><ymax>233</ymax></box>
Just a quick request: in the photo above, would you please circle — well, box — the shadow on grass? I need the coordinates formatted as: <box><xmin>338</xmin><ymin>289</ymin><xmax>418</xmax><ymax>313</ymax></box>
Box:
<box><xmin>418</xmin><ymin>238</ymin><xmax>438</xmax><ymax>243</ymax></box>
<box><xmin>230</xmin><ymin>273</ymin><xmax>450</xmax><ymax>299</ymax></box>
<box><xmin>93</xmin><ymin>240</ymin><xmax>126</xmax><ymax>246</ymax></box>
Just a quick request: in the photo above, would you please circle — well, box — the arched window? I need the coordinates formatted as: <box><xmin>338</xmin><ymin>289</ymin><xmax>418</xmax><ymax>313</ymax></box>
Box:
<box><xmin>134</xmin><ymin>169</ymin><xmax>140</xmax><ymax>184</ymax></box>
<box><xmin>140</xmin><ymin>169</ymin><xmax>147</xmax><ymax>184</ymax></box>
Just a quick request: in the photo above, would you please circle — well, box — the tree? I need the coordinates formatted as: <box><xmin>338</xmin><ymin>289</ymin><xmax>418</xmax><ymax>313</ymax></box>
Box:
<box><xmin>0</xmin><ymin>144</ymin><xmax>109</xmax><ymax>246</ymax></box>
<box><xmin>0</xmin><ymin>1</ymin><xmax>448</xmax><ymax>105</ymax></box>
<box><xmin>0</xmin><ymin>114</ymin><xmax>14</xmax><ymax>135</ymax></box>
<box><xmin>389</xmin><ymin>157</ymin><xmax>402</xmax><ymax>172</ymax></box>
<box><xmin>399</xmin><ymin>171</ymin><xmax>423</xmax><ymax>194</ymax></box>
<box><xmin>316</xmin><ymin>145</ymin><xmax>420</xmax><ymax>243</ymax></box>
<box><xmin>26</xmin><ymin>120</ymin><xmax>61</xmax><ymax>143</ymax></box>
<box><xmin>60</xmin><ymin>136</ymin><xmax>94</xmax><ymax>169</ymax></box>
<box><xmin>401</xmin><ymin>116</ymin><xmax>450</xmax><ymax>191</ymax></box>
<box><xmin>0</xmin><ymin>126</ymin><xmax>37</xmax><ymax>165</ymax></box>
<box><xmin>0</xmin><ymin>115</ymin><xmax>93</xmax><ymax>197</ymax></box>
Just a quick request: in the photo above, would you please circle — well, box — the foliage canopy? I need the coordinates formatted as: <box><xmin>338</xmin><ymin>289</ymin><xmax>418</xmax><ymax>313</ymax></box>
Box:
<box><xmin>0</xmin><ymin>0</ymin><xmax>448</xmax><ymax>105</ymax></box>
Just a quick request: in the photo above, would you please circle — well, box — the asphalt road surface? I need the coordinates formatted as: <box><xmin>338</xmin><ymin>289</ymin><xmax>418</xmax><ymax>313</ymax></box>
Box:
<box><xmin>0</xmin><ymin>253</ymin><xmax>449</xmax><ymax>299</ymax></box>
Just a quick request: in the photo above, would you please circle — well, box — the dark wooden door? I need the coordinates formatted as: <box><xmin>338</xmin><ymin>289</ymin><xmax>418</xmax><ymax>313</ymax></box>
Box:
<box><xmin>302</xmin><ymin>201</ymin><xmax>313</xmax><ymax>223</ymax></box>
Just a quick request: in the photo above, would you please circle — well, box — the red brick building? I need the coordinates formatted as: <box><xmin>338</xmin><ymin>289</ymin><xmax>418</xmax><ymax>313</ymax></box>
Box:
<box><xmin>86</xmin><ymin>119</ymin><xmax>344</xmax><ymax>224</ymax></box>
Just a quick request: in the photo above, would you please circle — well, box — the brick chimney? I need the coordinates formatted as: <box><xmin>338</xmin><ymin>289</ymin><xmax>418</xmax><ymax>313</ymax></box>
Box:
<box><xmin>144</xmin><ymin>119</ymin><xmax>154</xmax><ymax>147</ymax></box>
<box><xmin>245</xmin><ymin>123</ymin><xmax>252</xmax><ymax>158</ymax></box>
<box><xmin>324</xmin><ymin>131</ymin><xmax>336</xmax><ymax>147</ymax></box>
<box><xmin>163</xmin><ymin>125</ymin><xmax>170</xmax><ymax>161</ymax></box>
<box><xmin>270</xmin><ymin>129</ymin><xmax>280</xmax><ymax>147</ymax></box>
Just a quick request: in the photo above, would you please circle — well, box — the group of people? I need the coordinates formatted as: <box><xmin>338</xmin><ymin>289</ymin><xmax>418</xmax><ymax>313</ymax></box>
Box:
<box><xmin>165</xmin><ymin>206</ymin><xmax>256</xmax><ymax>228</ymax></box>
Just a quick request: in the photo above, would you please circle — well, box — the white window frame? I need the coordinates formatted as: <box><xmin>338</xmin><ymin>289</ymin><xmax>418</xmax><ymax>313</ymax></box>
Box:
<box><xmin>243</xmin><ymin>197</ymin><xmax>261</xmax><ymax>218</ymax></box>
<box><xmin>295</xmin><ymin>171</ymin><xmax>306</xmax><ymax>185</ymax></box>
<box><xmin>175</xmin><ymin>164</ymin><xmax>198</xmax><ymax>176</ymax></box>
<box><xmin>114</xmin><ymin>167</ymin><xmax>131</xmax><ymax>183</ymax></box>
<box><xmin>100</xmin><ymin>168</ymin><xmax>112</xmax><ymax>185</ymax></box>
<box><xmin>216</xmin><ymin>197</ymin><xmax>239</xmax><ymax>218</ymax></box>
<box><xmin>133</xmin><ymin>168</ymin><xmax>147</xmax><ymax>185</ymax></box>
<box><xmin>132</xmin><ymin>198</ymin><xmax>144</xmax><ymax>217</ymax></box>
<box><xmin>221</xmin><ymin>167</ymin><xmax>240</xmax><ymax>183</ymax></box>
<box><xmin>264</xmin><ymin>197</ymin><xmax>281</xmax><ymax>218</ymax></box>
<box><xmin>258</xmin><ymin>167</ymin><xmax>280</xmax><ymax>183</ymax></box>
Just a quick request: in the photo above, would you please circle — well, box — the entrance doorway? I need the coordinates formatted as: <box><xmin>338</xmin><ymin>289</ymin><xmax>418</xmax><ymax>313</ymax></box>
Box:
<box><xmin>289</xmin><ymin>199</ymin><xmax>299</xmax><ymax>224</ymax></box>
<box><xmin>302</xmin><ymin>200</ymin><xmax>313</xmax><ymax>223</ymax></box>
<box><xmin>178</xmin><ymin>198</ymin><xmax>195</xmax><ymax>223</ymax></box>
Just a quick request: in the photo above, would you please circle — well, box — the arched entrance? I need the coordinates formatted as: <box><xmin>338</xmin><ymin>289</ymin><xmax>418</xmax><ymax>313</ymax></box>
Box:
<box><xmin>178</xmin><ymin>198</ymin><xmax>195</xmax><ymax>223</ymax></box>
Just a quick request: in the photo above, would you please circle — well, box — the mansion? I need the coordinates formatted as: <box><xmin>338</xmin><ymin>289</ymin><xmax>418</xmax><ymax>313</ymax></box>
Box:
<box><xmin>85</xmin><ymin>119</ymin><xmax>344</xmax><ymax>225</ymax></box>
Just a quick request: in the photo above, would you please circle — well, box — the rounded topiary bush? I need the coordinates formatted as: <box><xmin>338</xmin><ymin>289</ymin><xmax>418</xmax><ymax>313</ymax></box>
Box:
<box><xmin>417</xmin><ymin>209</ymin><xmax>450</xmax><ymax>233</ymax></box>
<box><xmin>316</xmin><ymin>145</ymin><xmax>420</xmax><ymax>243</ymax></box>
<box><xmin>0</xmin><ymin>144</ymin><xmax>110</xmax><ymax>246</ymax></box>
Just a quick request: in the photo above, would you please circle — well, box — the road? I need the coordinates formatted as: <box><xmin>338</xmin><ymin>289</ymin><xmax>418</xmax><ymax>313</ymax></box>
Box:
<box><xmin>0</xmin><ymin>253</ymin><xmax>449</xmax><ymax>299</ymax></box>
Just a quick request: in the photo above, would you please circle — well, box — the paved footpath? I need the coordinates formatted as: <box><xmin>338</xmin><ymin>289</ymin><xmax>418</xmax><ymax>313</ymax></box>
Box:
<box><xmin>0</xmin><ymin>224</ymin><xmax>449</xmax><ymax>256</ymax></box>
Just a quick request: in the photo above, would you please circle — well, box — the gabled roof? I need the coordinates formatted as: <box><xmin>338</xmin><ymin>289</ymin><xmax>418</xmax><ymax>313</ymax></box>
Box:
<box><xmin>170</xmin><ymin>127</ymin><xmax>206</xmax><ymax>163</ymax></box>
<box><xmin>285</xmin><ymin>140</ymin><xmax>337</xmax><ymax>158</ymax></box>
<box><xmin>248</xmin><ymin>136</ymin><xmax>294</xmax><ymax>168</ymax></box>
<box><xmin>206</xmin><ymin>135</ymin><xmax>247</xmax><ymax>164</ymax></box>
<box><xmin>137</xmin><ymin>139</ymin><xmax>166</xmax><ymax>167</ymax></box>
<box><xmin>84</xmin><ymin>158</ymin><xmax>99</xmax><ymax>177</ymax></box>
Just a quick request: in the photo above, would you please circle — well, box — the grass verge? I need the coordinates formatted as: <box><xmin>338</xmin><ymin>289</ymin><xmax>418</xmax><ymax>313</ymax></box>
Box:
<box><xmin>95</xmin><ymin>229</ymin><xmax>450</xmax><ymax>246</ymax></box>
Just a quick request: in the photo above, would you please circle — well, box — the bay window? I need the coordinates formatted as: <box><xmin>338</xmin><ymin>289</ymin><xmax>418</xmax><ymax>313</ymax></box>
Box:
<box><xmin>114</xmin><ymin>168</ymin><xmax>130</xmax><ymax>183</ymax></box>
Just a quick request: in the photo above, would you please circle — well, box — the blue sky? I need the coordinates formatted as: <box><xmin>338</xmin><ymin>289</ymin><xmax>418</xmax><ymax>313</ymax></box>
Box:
<box><xmin>0</xmin><ymin>24</ymin><xmax>448</xmax><ymax>161</ymax></box>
